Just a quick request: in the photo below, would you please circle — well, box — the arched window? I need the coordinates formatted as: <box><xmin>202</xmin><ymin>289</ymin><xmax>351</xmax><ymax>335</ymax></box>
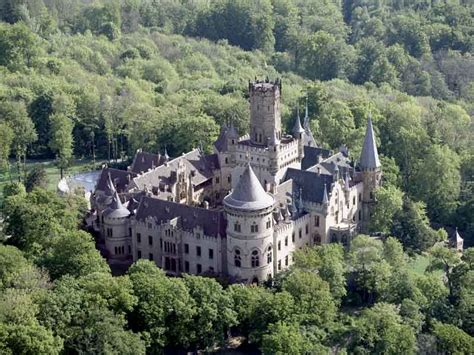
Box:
<box><xmin>251</xmin><ymin>250</ymin><xmax>260</xmax><ymax>267</ymax></box>
<box><xmin>267</xmin><ymin>246</ymin><xmax>272</xmax><ymax>264</ymax></box>
<box><xmin>251</xmin><ymin>223</ymin><xmax>258</xmax><ymax>233</ymax></box>
<box><xmin>234</xmin><ymin>249</ymin><xmax>241</xmax><ymax>267</ymax></box>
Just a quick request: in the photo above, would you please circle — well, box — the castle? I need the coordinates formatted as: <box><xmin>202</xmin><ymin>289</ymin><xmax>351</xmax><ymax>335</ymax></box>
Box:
<box><xmin>92</xmin><ymin>79</ymin><xmax>382</xmax><ymax>283</ymax></box>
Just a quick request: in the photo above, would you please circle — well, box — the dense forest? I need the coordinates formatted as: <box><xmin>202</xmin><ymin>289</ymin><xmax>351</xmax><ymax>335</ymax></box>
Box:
<box><xmin>0</xmin><ymin>0</ymin><xmax>473</xmax><ymax>354</ymax></box>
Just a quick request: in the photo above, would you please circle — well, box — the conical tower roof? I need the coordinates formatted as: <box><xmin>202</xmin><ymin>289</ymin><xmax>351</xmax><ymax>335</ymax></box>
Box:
<box><xmin>293</xmin><ymin>106</ymin><xmax>305</xmax><ymax>136</ymax></box>
<box><xmin>224</xmin><ymin>164</ymin><xmax>274</xmax><ymax>210</ymax></box>
<box><xmin>359</xmin><ymin>114</ymin><xmax>381</xmax><ymax>170</ymax></box>
<box><xmin>105</xmin><ymin>190</ymin><xmax>131</xmax><ymax>218</ymax></box>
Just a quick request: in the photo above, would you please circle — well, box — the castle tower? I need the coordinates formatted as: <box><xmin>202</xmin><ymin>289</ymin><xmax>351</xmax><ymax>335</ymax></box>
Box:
<box><xmin>224</xmin><ymin>164</ymin><xmax>275</xmax><ymax>283</ymax></box>
<box><xmin>103</xmin><ymin>188</ymin><xmax>131</xmax><ymax>261</ymax></box>
<box><xmin>359</xmin><ymin>114</ymin><xmax>382</xmax><ymax>230</ymax></box>
<box><xmin>249</xmin><ymin>79</ymin><xmax>282</xmax><ymax>146</ymax></box>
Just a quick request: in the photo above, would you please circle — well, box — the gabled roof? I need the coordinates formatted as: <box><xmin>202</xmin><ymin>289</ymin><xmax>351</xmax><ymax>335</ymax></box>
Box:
<box><xmin>285</xmin><ymin>168</ymin><xmax>333</xmax><ymax>204</ymax></box>
<box><xmin>131</xmin><ymin>149</ymin><xmax>219</xmax><ymax>191</ymax></box>
<box><xmin>301</xmin><ymin>146</ymin><xmax>331</xmax><ymax>170</ymax></box>
<box><xmin>96</xmin><ymin>168</ymin><xmax>136</xmax><ymax>193</ymax></box>
<box><xmin>224</xmin><ymin>164</ymin><xmax>274</xmax><ymax>210</ymax></box>
<box><xmin>359</xmin><ymin>115</ymin><xmax>381</xmax><ymax>170</ymax></box>
<box><xmin>130</xmin><ymin>151</ymin><xmax>166</xmax><ymax>174</ymax></box>
<box><xmin>135</xmin><ymin>196</ymin><xmax>226</xmax><ymax>237</ymax></box>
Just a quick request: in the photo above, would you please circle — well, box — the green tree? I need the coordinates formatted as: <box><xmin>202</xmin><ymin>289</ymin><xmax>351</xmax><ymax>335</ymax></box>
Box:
<box><xmin>349</xmin><ymin>303</ymin><xmax>417</xmax><ymax>354</ymax></box>
<box><xmin>0</xmin><ymin>22</ymin><xmax>41</xmax><ymax>70</ymax></box>
<box><xmin>432</xmin><ymin>321</ymin><xmax>474</xmax><ymax>354</ymax></box>
<box><xmin>411</xmin><ymin>144</ymin><xmax>461</xmax><ymax>223</ymax></box>
<box><xmin>0</xmin><ymin>122</ymin><xmax>13</xmax><ymax>180</ymax></box>
<box><xmin>369</xmin><ymin>185</ymin><xmax>404</xmax><ymax>234</ymax></box>
<box><xmin>392</xmin><ymin>197</ymin><xmax>442</xmax><ymax>252</ymax></box>
<box><xmin>0</xmin><ymin>101</ymin><xmax>37</xmax><ymax>182</ymax></box>
<box><xmin>24</xmin><ymin>165</ymin><xmax>48</xmax><ymax>192</ymax></box>
<box><xmin>183</xmin><ymin>274</ymin><xmax>237</xmax><ymax>350</ymax></box>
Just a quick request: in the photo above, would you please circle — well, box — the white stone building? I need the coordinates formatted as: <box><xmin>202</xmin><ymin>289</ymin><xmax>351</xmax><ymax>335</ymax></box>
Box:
<box><xmin>92</xmin><ymin>79</ymin><xmax>382</xmax><ymax>283</ymax></box>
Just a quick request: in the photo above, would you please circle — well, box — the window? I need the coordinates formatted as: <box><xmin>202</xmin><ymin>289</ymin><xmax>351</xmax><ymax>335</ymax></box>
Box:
<box><xmin>234</xmin><ymin>222</ymin><xmax>241</xmax><ymax>232</ymax></box>
<box><xmin>299</xmin><ymin>229</ymin><xmax>302</xmax><ymax>239</ymax></box>
<box><xmin>137</xmin><ymin>233</ymin><xmax>141</xmax><ymax>243</ymax></box>
<box><xmin>216</xmin><ymin>177</ymin><xmax>220</xmax><ymax>184</ymax></box>
<box><xmin>184</xmin><ymin>243</ymin><xmax>189</xmax><ymax>254</ymax></box>
<box><xmin>137</xmin><ymin>250</ymin><xmax>142</xmax><ymax>259</ymax></box>
<box><xmin>251</xmin><ymin>250</ymin><xmax>259</xmax><ymax>267</ymax></box>
<box><xmin>185</xmin><ymin>261</ymin><xmax>189</xmax><ymax>272</ymax></box>
<box><xmin>114</xmin><ymin>246</ymin><xmax>117</xmax><ymax>255</ymax></box>
<box><xmin>234</xmin><ymin>249</ymin><xmax>241</xmax><ymax>267</ymax></box>
<box><xmin>267</xmin><ymin>246</ymin><xmax>272</xmax><ymax>264</ymax></box>
<box><xmin>225</xmin><ymin>157</ymin><xmax>228</xmax><ymax>164</ymax></box>
<box><xmin>266</xmin><ymin>219</ymin><xmax>271</xmax><ymax>229</ymax></box>
<box><xmin>292</xmin><ymin>232</ymin><xmax>295</xmax><ymax>243</ymax></box>
<box><xmin>359</xmin><ymin>210</ymin><xmax>362</xmax><ymax>221</ymax></box>
<box><xmin>160</xmin><ymin>238</ymin><xmax>163</xmax><ymax>250</ymax></box>
<box><xmin>148</xmin><ymin>235</ymin><xmax>153</xmax><ymax>245</ymax></box>
<box><xmin>251</xmin><ymin>224</ymin><xmax>258</xmax><ymax>233</ymax></box>
<box><xmin>285</xmin><ymin>255</ymin><xmax>288</xmax><ymax>266</ymax></box>
<box><xmin>278</xmin><ymin>241</ymin><xmax>281</xmax><ymax>251</ymax></box>
<box><xmin>358</xmin><ymin>193</ymin><xmax>362</xmax><ymax>202</ymax></box>
<box><xmin>353</xmin><ymin>196</ymin><xmax>356</xmax><ymax>205</ymax></box>
<box><xmin>370</xmin><ymin>192</ymin><xmax>374</xmax><ymax>200</ymax></box>
<box><xmin>285</xmin><ymin>236</ymin><xmax>288</xmax><ymax>247</ymax></box>
<box><xmin>197</xmin><ymin>264</ymin><xmax>202</xmax><ymax>274</ymax></box>
<box><xmin>196</xmin><ymin>246</ymin><xmax>201</xmax><ymax>257</ymax></box>
<box><xmin>128</xmin><ymin>245</ymin><xmax>131</xmax><ymax>254</ymax></box>
<box><xmin>278</xmin><ymin>260</ymin><xmax>281</xmax><ymax>271</ymax></box>
<box><xmin>228</xmin><ymin>175</ymin><xmax>231</xmax><ymax>183</ymax></box>
<box><xmin>305</xmin><ymin>224</ymin><xmax>309</xmax><ymax>235</ymax></box>
<box><xmin>209</xmin><ymin>248</ymin><xmax>214</xmax><ymax>260</ymax></box>
<box><xmin>106</xmin><ymin>228</ymin><xmax>112</xmax><ymax>237</ymax></box>
<box><xmin>128</xmin><ymin>228</ymin><xmax>132</xmax><ymax>236</ymax></box>
<box><xmin>314</xmin><ymin>215</ymin><xmax>320</xmax><ymax>227</ymax></box>
<box><xmin>149</xmin><ymin>253</ymin><xmax>153</xmax><ymax>261</ymax></box>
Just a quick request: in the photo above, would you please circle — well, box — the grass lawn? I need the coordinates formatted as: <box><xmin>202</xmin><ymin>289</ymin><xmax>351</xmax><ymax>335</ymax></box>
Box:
<box><xmin>0</xmin><ymin>158</ymin><xmax>103</xmax><ymax>201</ymax></box>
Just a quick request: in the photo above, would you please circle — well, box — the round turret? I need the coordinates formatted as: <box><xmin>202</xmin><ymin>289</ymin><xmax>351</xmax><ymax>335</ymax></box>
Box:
<box><xmin>224</xmin><ymin>164</ymin><xmax>275</xmax><ymax>284</ymax></box>
<box><xmin>103</xmin><ymin>190</ymin><xmax>131</xmax><ymax>260</ymax></box>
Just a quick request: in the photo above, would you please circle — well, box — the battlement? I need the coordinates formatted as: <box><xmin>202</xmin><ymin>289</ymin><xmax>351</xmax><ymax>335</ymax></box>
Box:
<box><xmin>248</xmin><ymin>78</ymin><xmax>281</xmax><ymax>94</ymax></box>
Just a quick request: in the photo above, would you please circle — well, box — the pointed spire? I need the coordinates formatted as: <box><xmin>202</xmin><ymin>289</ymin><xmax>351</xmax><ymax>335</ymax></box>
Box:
<box><xmin>228</xmin><ymin>122</ymin><xmax>239</xmax><ymax>139</ymax></box>
<box><xmin>164</xmin><ymin>147</ymin><xmax>170</xmax><ymax>161</ymax></box>
<box><xmin>223</xmin><ymin>164</ymin><xmax>274</xmax><ymax>210</ymax></box>
<box><xmin>360</xmin><ymin>113</ymin><xmax>381</xmax><ymax>170</ymax></box>
<box><xmin>292</xmin><ymin>106</ymin><xmax>305</xmax><ymax>137</ymax></box>
<box><xmin>322</xmin><ymin>183</ymin><xmax>329</xmax><ymax>205</ymax></box>
<box><xmin>304</xmin><ymin>96</ymin><xmax>309</xmax><ymax>128</ymax></box>
<box><xmin>106</xmin><ymin>172</ymin><xmax>116</xmax><ymax>195</ymax></box>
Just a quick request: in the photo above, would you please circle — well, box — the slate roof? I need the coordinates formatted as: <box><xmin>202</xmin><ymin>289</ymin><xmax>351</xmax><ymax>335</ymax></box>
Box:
<box><xmin>292</xmin><ymin>110</ymin><xmax>305</xmax><ymax>135</ymax></box>
<box><xmin>214</xmin><ymin>124</ymin><xmax>229</xmax><ymax>152</ymax></box>
<box><xmin>224</xmin><ymin>164</ymin><xmax>274</xmax><ymax>210</ymax></box>
<box><xmin>359</xmin><ymin>116</ymin><xmax>381</xmax><ymax>169</ymax></box>
<box><xmin>130</xmin><ymin>151</ymin><xmax>167</xmax><ymax>174</ymax></box>
<box><xmin>135</xmin><ymin>196</ymin><xmax>226</xmax><ymax>237</ymax></box>
<box><xmin>104</xmin><ymin>190</ymin><xmax>131</xmax><ymax>218</ymax></box>
<box><xmin>131</xmin><ymin>149</ymin><xmax>220</xmax><ymax>191</ymax></box>
<box><xmin>96</xmin><ymin>168</ymin><xmax>136</xmax><ymax>193</ymax></box>
<box><xmin>301</xmin><ymin>146</ymin><xmax>332</xmax><ymax>170</ymax></box>
<box><xmin>284</xmin><ymin>168</ymin><xmax>334</xmax><ymax>204</ymax></box>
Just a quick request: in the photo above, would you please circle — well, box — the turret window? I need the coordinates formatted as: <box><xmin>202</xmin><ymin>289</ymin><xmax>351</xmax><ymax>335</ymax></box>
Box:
<box><xmin>266</xmin><ymin>219</ymin><xmax>271</xmax><ymax>229</ymax></box>
<box><xmin>267</xmin><ymin>246</ymin><xmax>272</xmax><ymax>264</ymax></box>
<box><xmin>353</xmin><ymin>196</ymin><xmax>356</xmax><ymax>205</ymax></box>
<box><xmin>234</xmin><ymin>249</ymin><xmax>241</xmax><ymax>267</ymax></box>
<box><xmin>234</xmin><ymin>222</ymin><xmax>241</xmax><ymax>232</ymax></box>
<box><xmin>251</xmin><ymin>250</ymin><xmax>260</xmax><ymax>267</ymax></box>
<box><xmin>285</xmin><ymin>237</ymin><xmax>288</xmax><ymax>246</ymax></box>
<box><xmin>136</xmin><ymin>233</ymin><xmax>141</xmax><ymax>243</ymax></box>
<box><xmin>314</xmin><ymin>216</ymin><xmax>320</xmax><ymax>227</ymax></box>
<box><xmin>251</xmin><ymin>224</ymin><xmax>259</xmax><ymax>233</ymax></box>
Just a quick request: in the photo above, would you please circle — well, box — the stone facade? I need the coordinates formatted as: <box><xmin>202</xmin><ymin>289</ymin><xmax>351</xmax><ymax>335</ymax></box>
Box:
<box><xmin>92</xmin><ymin>79</ymin><xmax>382</xmax><ymax>283</ymax></box>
